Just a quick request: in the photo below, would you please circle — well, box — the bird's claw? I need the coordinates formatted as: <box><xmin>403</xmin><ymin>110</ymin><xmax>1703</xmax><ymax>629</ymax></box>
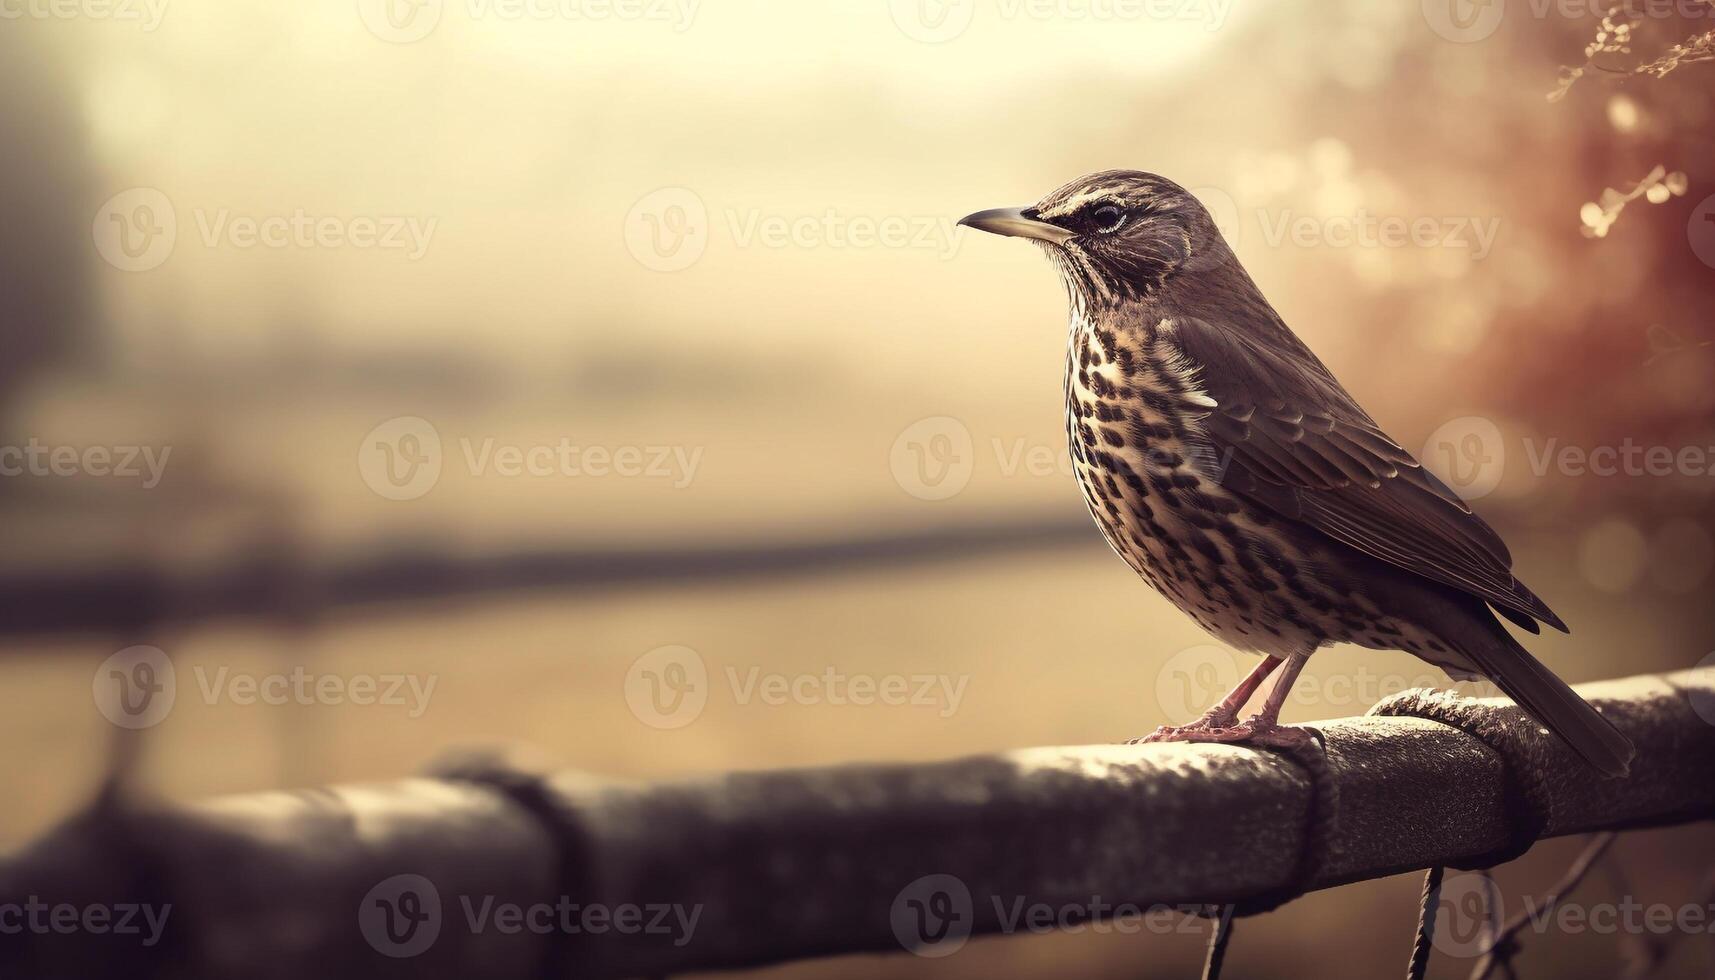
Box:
<box><xmin>1123</xmin><ymin>709</ymin><xmax>1239</xmax><ymax>745</ymax></box>
<box><xmin>1126</xmin><ymin>716</ymin><xmax>1314</xmax><ymax>749</ymax></box>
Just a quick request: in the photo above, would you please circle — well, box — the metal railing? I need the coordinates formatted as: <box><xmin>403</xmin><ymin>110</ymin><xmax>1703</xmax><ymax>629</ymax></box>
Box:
<box><xmin>2</xmin><ymin>669</ymin><xmax>1712</xmax><ymax>979</ymax></box>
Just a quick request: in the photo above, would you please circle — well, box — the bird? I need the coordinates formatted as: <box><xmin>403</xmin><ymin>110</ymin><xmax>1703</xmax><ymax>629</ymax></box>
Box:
<box><xmin>958</xmin><ymin>170</ymin><xmax>1634</xmax><ymax>776</ymax></box>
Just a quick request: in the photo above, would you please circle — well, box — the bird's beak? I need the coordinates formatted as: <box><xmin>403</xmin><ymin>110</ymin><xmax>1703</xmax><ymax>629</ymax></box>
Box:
<box><xmin>957</xmin><ymin>206</ymin><xmax>1077</xmax><ymax>245</ymax></box>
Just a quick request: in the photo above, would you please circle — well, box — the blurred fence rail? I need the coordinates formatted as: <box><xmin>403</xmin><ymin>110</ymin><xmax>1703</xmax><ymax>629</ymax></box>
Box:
<box><xmin>3</xmin><ymin>670</ymin><xmax>1712</xmax><ymax>980</ymax></box>
<box><xmin>0</xmin><ymin>516</ymin><xmax>1093</xmax><ymax>637</ymax></box>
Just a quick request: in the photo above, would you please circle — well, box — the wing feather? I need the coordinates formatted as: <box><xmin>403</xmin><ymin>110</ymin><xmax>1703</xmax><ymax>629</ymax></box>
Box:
<box><xmin>1170</xmin><ymin>315</ymin><xmax>1567</xmax><ymax>632</ymax></box>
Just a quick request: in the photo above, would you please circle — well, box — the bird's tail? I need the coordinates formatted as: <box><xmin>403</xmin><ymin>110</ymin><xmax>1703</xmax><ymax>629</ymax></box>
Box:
<box><xmin>1457</xmin><ymin>615</ymin><xmax>1635</xmax><ymax>778</ymax></box>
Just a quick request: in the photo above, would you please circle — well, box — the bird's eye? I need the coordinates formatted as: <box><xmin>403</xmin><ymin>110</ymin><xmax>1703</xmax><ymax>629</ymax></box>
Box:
<box><xmin>1091</xmin><ymin>204</ymin><xmax>1126</xmax><ymax>234</ymax></box>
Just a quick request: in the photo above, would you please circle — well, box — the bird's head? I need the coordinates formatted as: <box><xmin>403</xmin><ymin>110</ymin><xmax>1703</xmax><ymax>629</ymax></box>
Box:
<box><xmin>958</xmin><ymin>170</ymin><xmax>1233</xmax><ymax>310</ymax></box>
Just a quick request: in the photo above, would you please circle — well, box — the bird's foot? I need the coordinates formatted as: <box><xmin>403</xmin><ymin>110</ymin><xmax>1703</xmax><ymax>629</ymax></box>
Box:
<box><xmin>1127</xmin><ymin>715</ymin><xmax>1315</xmax><ymax>749</ymax></box>
<box><xmin>1124</xmin><ymin>707</ymin><xmax>1240</xmax><ymax>745</ymax></box>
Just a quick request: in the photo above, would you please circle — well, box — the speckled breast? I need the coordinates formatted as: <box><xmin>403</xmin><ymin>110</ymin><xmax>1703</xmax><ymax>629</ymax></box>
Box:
<box><xmin>1061</xmin><ymin>315</ymin><xmax>1377</xmax><ymax>658</ymax></box>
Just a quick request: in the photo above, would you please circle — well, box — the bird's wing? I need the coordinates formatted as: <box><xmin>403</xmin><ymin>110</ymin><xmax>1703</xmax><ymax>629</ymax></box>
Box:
<box><xmin>1167</xmin><ymin>314</ymin><xmax>1566</xmax><ymax>632</ymax></box>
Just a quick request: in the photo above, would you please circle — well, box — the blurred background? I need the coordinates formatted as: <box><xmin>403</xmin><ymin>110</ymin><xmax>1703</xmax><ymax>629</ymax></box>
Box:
<box><xmin>2</xmin><ymin>1</ymin><xmax>1713</xmax><ymax>976</ymax></box>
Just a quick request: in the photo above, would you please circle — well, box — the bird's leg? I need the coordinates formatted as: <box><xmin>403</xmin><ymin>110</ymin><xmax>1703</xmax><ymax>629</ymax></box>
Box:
<box><xmin>1240</xmin><ymin>650</ymin><xmax>1312</xmax><ymax>743</ymax></box>
<box><xmin>1188</xmin><ymin>651</ymin><xmax>1316</xmax><ymax>748</ymax></box>
<box><xmin>1128</xmin><ymin>655</ymin><xmax>1282</xmax><ymax>744</ymax></box>
<box><xmin>1203</xmin><ymin>655</ymin><xmax>1284</xmax><ymax>729</ymax></box>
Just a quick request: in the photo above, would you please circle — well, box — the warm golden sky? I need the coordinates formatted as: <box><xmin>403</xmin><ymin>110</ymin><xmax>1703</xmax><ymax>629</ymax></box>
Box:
<box><xmin>67</xmin><ymin>0</ymin><xmax>1385</xmax><ymax>376</ymax></box>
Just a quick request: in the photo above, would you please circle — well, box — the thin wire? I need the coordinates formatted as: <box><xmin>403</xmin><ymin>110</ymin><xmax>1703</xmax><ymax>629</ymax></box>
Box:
<box><xmin>1201</xmin><ymin>904</ymin><xmax>1235</xmax><ymax>980</ymax></box>
<box><xmin>1469</xmin><ymin>833</ymin><xmax>1618</xmax><ymax>980</ymax></box>
<box><xmin>1407</xmin><ymin>865</ymin><xmax>1445</xmax><ymax>980</ymax></box>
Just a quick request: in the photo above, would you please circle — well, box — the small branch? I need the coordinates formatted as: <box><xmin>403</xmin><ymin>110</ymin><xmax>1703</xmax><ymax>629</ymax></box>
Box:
<box><xmin>1469</xmin><ymin>834</ymin><xmax>1618</xmax><ymax>979</ymax></box>
<box><xmin>1551</xmin><ymin>2</ymin><xmax>1715</xmax><ymax>101</ymax></box>
<box><xmin>1578</xmin><ymin>165</ymin><xmax>1688</xmax><ymax>239</ymax></box>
